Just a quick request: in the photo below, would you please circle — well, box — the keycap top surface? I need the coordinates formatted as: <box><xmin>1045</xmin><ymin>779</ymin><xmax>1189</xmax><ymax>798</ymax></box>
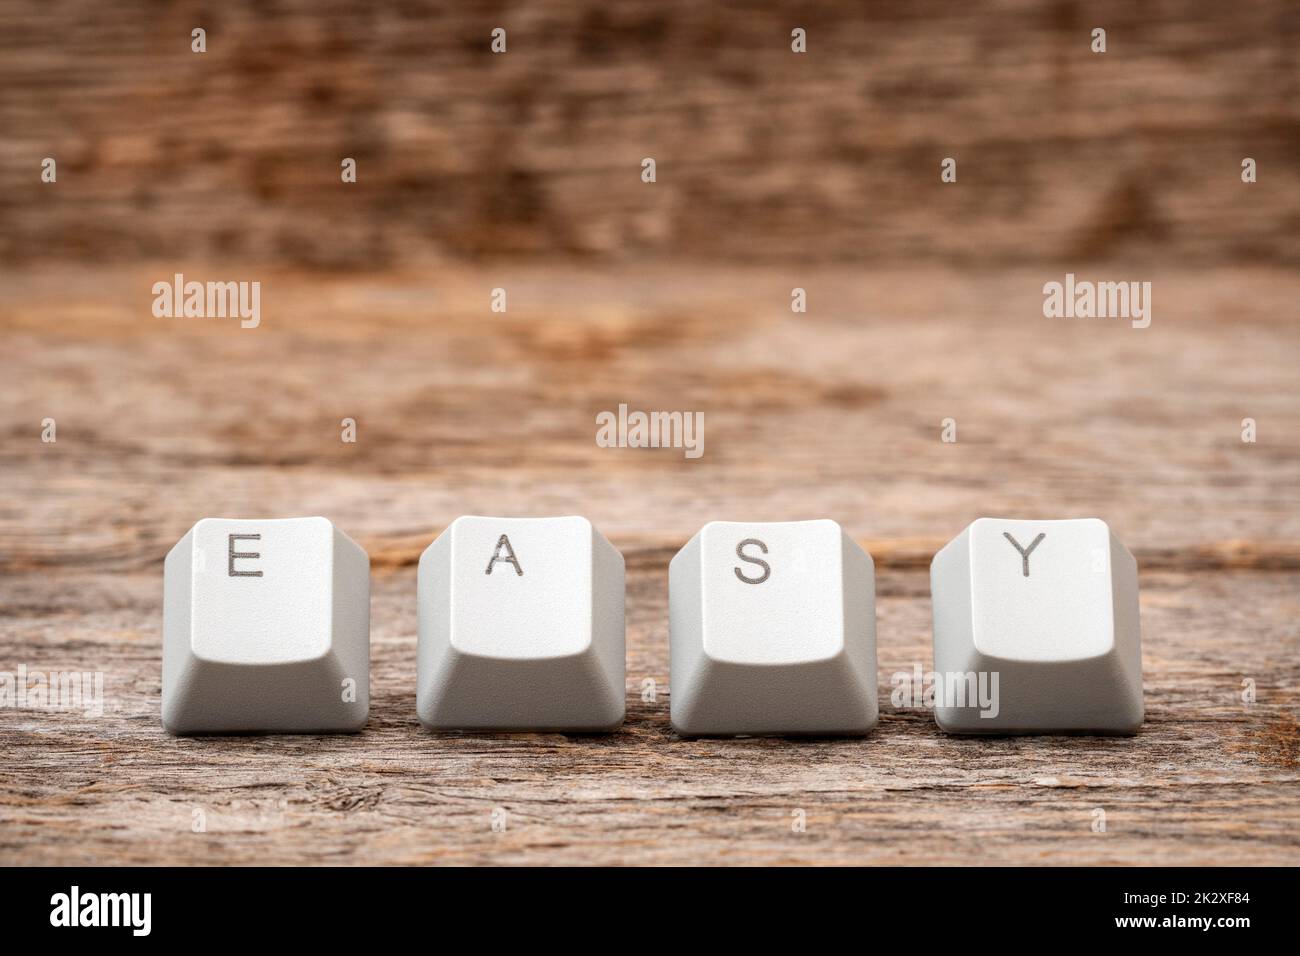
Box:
<box><xmin>967</xmin><ymin>517</ymin><xmax>1116</xmax><ymax>663</ymax></box>
<box><xmin>447</xmin><ymin>515</ymin><xmax>594</xmax><ymax>660</ymax></box>
<box><xmin>698</xmin><ymin>519</ymin><xmax>845</xmax><ymax>665</ymax></box>
<box><xmin>188</xmin><ymin>516</ymin><xmax>334</xmax><ymax>665</ymax></box>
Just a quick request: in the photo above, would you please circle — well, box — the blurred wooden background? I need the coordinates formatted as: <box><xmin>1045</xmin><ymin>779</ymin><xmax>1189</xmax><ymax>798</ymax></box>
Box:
<box><xmin>0</xmin><ymin>1</ymin><xmax>1298</xmax><ymax>865</ymax></box>
<box><xmin>1</xmin><ymin>0</ymin><xmax>1298</xmax><ymax>268</ymax></box>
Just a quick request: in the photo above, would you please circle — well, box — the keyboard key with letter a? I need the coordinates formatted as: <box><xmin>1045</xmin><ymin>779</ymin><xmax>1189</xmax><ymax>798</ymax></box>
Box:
<box><xmin>416</xmin><ymin>515</ymin><xmax>625</xmax><ymax>731</ymax></box>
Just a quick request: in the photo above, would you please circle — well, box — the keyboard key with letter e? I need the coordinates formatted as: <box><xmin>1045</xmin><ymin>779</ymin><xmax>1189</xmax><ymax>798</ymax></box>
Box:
<box><xmin>162</xmin><ymin>516</ymin><xmax>370</xmax><ymax>734</ymax></box>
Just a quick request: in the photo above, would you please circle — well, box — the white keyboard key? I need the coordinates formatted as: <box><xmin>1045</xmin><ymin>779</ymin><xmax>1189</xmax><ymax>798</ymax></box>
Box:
<box><xmin>669</xmin><ymin>519</ymin><xmax>878</xmax><ymax>736</ymax></box>
<box><xmin>417</xmin><ymin>515</ymin><xmax>625</xmax><ymax>731</ymax></box>
<box><xmin>930</xmin><ymin>517</ymin><xmax>1143</xmax><ymax>734</ymax></box>
<box><xmin>162</xmin><ymin>517</ymin><xmax>370</xmax><ymax>734</ymax></box>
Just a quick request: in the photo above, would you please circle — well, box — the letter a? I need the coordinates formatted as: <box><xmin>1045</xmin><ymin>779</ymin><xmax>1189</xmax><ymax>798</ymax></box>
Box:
<box><xmin>485</xmin><ymin>534</ymin><xmax>523</xmax><ymax>576</ymax></box>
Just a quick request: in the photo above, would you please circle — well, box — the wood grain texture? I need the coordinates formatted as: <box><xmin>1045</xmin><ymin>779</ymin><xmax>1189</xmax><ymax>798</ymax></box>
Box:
<box><xmin>0</xmin><ymin>565</ymin><xmax>1298</xmax><ymax>865</ymax></box>
<box><xmin>1</xmin><ymin>265</ymin><xmax>1298</xmax><ymax>865</ymax></box>
<box><xmin>2</xmin><ymin>0</ymin><xmax>1298</xmax><ymax>867</ymax></box>
<box><xmin>1</xmin><ymin>0</ymin><xmax>1298</xmax><ymax>269</ymax></box>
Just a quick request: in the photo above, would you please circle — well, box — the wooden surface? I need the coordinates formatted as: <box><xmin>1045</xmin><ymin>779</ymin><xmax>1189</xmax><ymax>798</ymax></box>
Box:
<box><xmin>1</xmin><ymin>0</ymin><xmax>1298</xmax><ymax>865</ymax></box>
<box><xmin>2</xmin><ymin>264</ymin><xmax>1298</xmax><ymax>865</ymax></box>
<box><xmin>2</xmin><ymin>0</ymin><xmax>1299</xmax><ymax>269</ymax></box>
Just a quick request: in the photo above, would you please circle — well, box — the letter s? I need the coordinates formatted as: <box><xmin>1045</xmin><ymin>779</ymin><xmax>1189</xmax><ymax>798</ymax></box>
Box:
<box><xmin>734</xmin><ymin>538</ymin><xmax>771</xmax><ymax>585</ymax></box>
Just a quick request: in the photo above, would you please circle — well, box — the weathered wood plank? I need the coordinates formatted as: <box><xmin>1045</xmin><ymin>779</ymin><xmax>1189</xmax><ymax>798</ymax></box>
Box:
<box><xmin>1</xmin><ymin>264</ymin><xmax>1298</xmax><ymax>864</ymax></box>
<box><xmin>0</xmin><ymin>566</ymin><xmax>1296</xmax><ymax>865</ymax></box>
<box><xmin>2</xmin><ymin>0</ymin><xmax>1298</xmax><ymax>866</ymax></box>
<box><xmin>2</xmin><ymin>265</ymin><xmax>1297</xmax><ymax>568</ymax></box>
<box><xmin>1</xmin><ymin>1</ymin><xmax>1297</xmax><ymax>268</ymax></box>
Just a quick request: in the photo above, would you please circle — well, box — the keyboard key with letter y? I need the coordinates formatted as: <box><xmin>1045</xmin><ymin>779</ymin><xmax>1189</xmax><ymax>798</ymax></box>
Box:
<box><xmin>929</xmin><ymin>517</ymin><xmax>1143</xmax><ymax>734</ymax></box>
